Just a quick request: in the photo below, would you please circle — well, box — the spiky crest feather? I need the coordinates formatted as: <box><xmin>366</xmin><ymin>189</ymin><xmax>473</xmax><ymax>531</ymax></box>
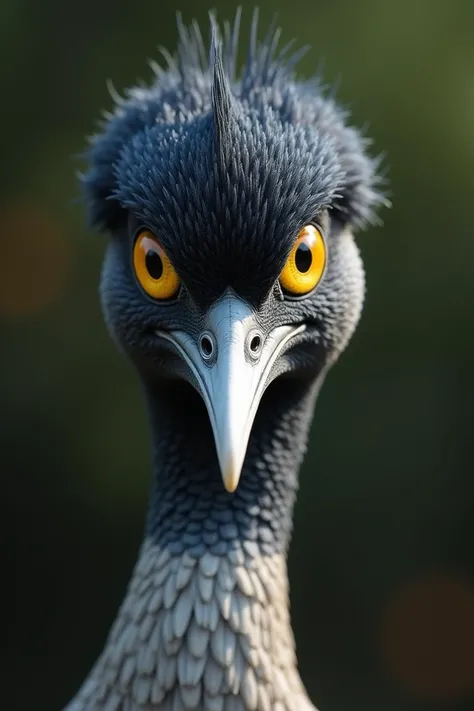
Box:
<box><xmin>210</xmin><ymin>23</ymin><xmax>236</xmax><ymax>159</ymax></box>
<box><xmin>82</xmin><ymin>11</ymin><xmax>386</xmax><ymax>264</ymax></box>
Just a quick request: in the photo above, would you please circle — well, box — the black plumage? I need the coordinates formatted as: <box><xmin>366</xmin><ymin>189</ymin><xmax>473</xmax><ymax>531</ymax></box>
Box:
<box><xmin>84</xmin><ymin>12</ymin><xmax>382</xmax><ymax>305</ymax></box>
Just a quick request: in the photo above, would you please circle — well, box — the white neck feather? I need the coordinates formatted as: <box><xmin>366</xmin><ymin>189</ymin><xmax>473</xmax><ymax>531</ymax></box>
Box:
<box><xmin>68</xmin><ymin>538</ymin><xmax>316</xmax><ymax>711</ymax></box>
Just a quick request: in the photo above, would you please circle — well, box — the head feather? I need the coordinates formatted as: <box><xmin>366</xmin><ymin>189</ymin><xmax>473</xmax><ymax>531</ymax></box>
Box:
<box><xmin>81</xmin><ymin>10</ymin><xmax>387</xmax><ymax>236</ymax></box>
<box><xmin>210</xmin><ymin>22</ymin><xmax>236</xmax><ymax>159</ymax></box>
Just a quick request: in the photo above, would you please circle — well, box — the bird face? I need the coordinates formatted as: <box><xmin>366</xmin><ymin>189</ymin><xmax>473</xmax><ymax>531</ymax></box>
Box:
<box><xmin>100</xmin><ymin>208</ymin><xmax>365</xmax><ymax>492</ymax></box>
<box><xmin>89</xmin><ymin>18</ymin><xmax>382</xmax><ymax>492</ymax></box>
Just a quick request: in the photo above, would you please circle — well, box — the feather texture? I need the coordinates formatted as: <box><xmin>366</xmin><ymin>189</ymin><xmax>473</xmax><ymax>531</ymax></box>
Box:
<box><xmin>81</xmin><ymin>12</ymin><xmax>385</xmax><ymax>306</ymax></box>
<box><xmin>68</xmin><ymin>539</ymin><xmax>315</xmax><ymax>711</ymax></box>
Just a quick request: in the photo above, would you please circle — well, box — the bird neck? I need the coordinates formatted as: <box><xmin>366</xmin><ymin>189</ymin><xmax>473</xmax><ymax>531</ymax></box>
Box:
<box><xmin>73</xmin><ymin>377</ymin><xmax>320</xmax><ymax>711</ymax></box>
<box><xmin>145</xmin><ymin>377</ymin><xmax>318</xmax><ymax>557</ymax></box>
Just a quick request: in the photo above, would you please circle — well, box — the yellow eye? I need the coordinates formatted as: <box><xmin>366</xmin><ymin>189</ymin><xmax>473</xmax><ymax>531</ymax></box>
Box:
<box><xmin>280</xmin><ymin>224</ymin><xmax>326</xmax><ymax>296</ymax></box>
<box><xmin>133</xmin><ymin>230</ymin><xmax>180</xmax><ymax>300</ymax></box>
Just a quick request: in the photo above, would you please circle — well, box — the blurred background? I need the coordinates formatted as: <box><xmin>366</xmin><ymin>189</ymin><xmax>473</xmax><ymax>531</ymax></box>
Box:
<box><xmin>2</xmin><ymin>0</ymin><xmax>473</xmax><ymax>709</ymax></box>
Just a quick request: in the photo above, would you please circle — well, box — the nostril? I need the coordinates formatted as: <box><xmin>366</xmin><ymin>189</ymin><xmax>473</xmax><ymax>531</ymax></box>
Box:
<box><xmin>250</xmin><ymin>335</ymin><xmax>261</xmax><ymax>353</ymax></box>
<box><xmin>247</xmin><ymin>330</ymin><xmax>264</xmax><ymax>359</ymax></box>
<box><xmin>199</xmin><ymin>334</ymin><xmax>214</xmax><ymax>359</ymax></box>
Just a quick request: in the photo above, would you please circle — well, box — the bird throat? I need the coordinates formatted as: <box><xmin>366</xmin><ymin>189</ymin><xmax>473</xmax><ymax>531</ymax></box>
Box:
<box><xmin>69</xmin><ymin>378</ymin><xmax>320</xmax><ymax>711</ymax></box>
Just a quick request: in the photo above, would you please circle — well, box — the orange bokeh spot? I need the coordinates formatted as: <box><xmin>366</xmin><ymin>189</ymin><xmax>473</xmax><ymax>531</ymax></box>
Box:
<box><xmin>0</xmin><ymin>201</ymin><xmax>70</xmax><ymax>317</ymax></box>
<box><xmin>379</xmin><ymin>573</ymin><xmax>474</xmax><ymax>700</ymax></box>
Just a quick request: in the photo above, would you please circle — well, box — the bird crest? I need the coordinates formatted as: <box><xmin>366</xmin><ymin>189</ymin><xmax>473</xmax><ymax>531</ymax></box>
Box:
<box><xmin>81</xmin><ymin>9</ymin><xmax>387</xmax><ymax>304</ymax></box>
<box><xmin>210</xmin><ymin>23</ymin><xmax>236</xmax><ymax>161</ymax></box>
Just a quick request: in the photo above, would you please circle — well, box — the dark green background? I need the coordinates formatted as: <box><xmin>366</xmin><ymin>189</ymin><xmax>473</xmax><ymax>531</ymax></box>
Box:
<box><xmin>2</xmin><ymin>1</ymin><xmax>473</xmax><ymax>709</ymax></box>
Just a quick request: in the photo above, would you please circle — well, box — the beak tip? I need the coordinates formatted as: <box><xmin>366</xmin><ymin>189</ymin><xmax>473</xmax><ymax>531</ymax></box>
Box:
<box><xmin>221</xmin><ymin>465</ymin><xmax>242</xmax><ymax>494</ymax></box>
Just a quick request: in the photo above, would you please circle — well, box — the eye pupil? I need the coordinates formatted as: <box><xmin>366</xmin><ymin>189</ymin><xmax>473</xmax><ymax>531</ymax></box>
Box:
<box><xmin>294</xmin><ymin>243</ymin><xmax>312</xmax><ymax>273</ymax></box>
<box><xmin>145</xmin><ymin>249</ymin><xmax>163</xmax><ymax>280</ymax></box>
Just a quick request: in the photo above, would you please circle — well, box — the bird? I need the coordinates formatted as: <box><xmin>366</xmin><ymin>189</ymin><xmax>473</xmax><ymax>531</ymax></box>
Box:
<box><xmin>66</xmin><ymin>9</ymin><xmax>385</xmax><ymax>711</ymax></box>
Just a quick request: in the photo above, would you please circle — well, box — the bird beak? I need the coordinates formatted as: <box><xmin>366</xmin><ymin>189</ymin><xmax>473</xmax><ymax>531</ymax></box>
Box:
<box><xmin>158</xmin><ymin>291</ymin><xmax>304</xmax><ymax>492</ymax></box>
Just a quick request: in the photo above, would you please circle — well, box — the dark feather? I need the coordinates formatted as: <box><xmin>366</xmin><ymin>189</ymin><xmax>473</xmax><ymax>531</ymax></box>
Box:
<box><xmin>81</xmin><ymin>11</ymin><xmax>385</xmax><ymax>304</ymax></box>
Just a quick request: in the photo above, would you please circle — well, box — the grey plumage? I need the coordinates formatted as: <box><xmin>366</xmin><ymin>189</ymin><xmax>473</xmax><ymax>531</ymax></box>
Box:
<box><xmin>67</xmin><ymin>9</ymin><xmax>386</xmax><ymax>711</ymax></box>
<box><xmin>71</xmin><ymin>540</ymin><xmax>310</xmax><ymax>710</ymax></box>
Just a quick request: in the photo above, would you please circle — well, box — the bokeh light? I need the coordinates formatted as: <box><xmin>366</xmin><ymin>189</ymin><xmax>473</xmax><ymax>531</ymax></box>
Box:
<box><xmin>379</xmin><ymin>573</ymin><xmax>474</xmax><ymax>701</ymax></box>
<box><xmin>0</xmin><ymin>201</ymin><xmax>70</xmax><ymax>317</ymax></box>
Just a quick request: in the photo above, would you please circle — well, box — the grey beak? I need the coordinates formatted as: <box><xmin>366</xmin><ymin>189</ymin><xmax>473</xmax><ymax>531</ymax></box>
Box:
<box><xmin>159</xmin><ymin>291</ymin><xmax>304</xmax><ymax>492</ymax></box>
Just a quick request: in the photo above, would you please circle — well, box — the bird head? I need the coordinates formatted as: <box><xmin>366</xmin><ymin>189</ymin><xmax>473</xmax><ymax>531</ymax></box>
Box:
<box><xmin>82</xmin><ymin>13</ymin><xmax>385</xmax><ymax>493</ymax></box>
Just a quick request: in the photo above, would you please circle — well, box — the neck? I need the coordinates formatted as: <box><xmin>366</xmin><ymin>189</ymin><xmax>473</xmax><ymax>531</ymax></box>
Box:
<box><xmin>71</xmin><ymin>377</ymin><xmax>321</xmax><ymax>711</ymax></box>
